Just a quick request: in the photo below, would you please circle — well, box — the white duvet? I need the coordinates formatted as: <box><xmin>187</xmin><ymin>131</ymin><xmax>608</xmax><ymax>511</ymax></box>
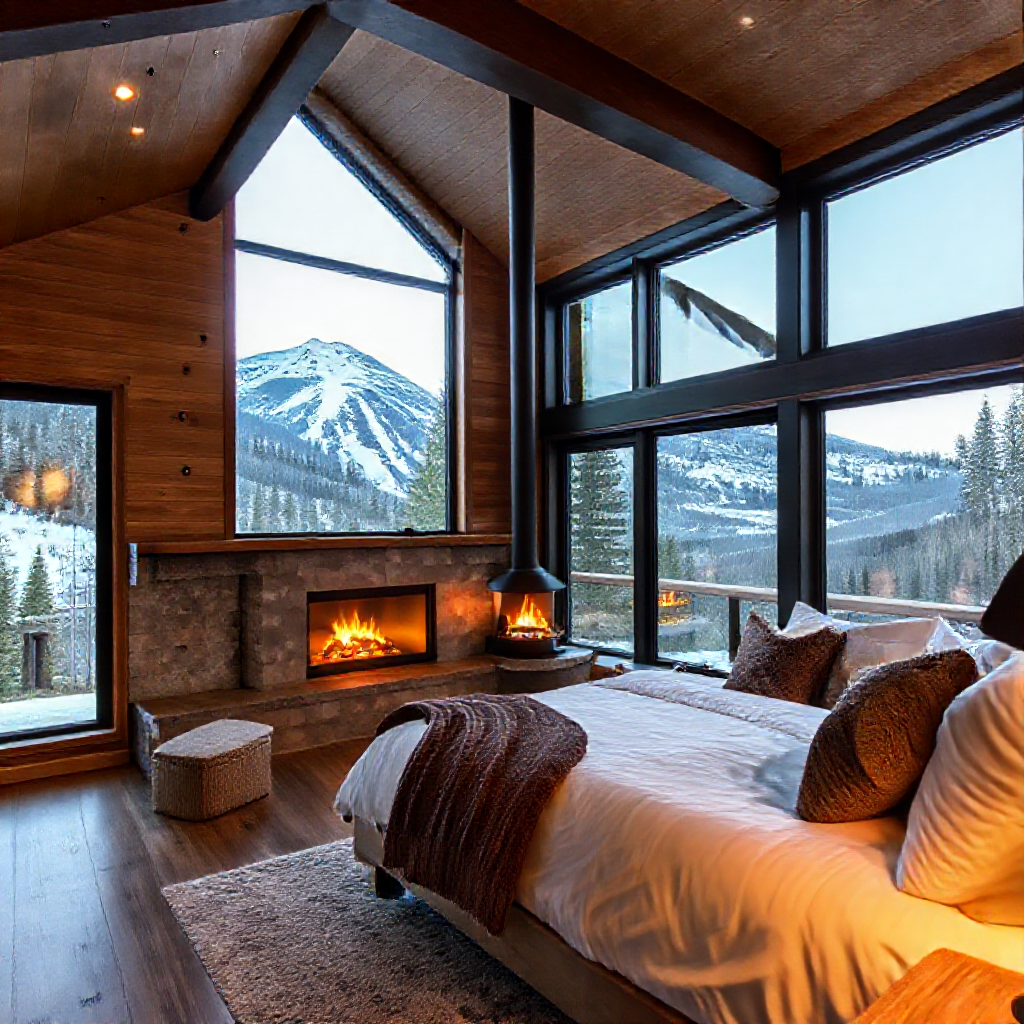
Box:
<box><xmin>335</xmin><ymin>673</ymin><xmax>1024</xmax><ymax>1024</ymax></box>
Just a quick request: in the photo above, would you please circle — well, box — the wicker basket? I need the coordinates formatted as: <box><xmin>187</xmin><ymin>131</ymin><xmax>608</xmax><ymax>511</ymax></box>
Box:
<box><xmin>152</xmin><ymin>719</ymin><xmax>273</xmax><ymax>821</ymax></box>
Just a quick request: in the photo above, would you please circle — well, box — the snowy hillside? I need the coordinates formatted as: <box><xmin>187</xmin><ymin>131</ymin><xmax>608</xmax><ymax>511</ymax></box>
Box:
<box><xmin>237</xmin><ymin>339</ymin><xmax>438</xmax><ymax>496</ymax></box>
<box><xmin>0</xmin><ymin>506</ymin><xmax>95</xmax><ymax>602</ymax></box>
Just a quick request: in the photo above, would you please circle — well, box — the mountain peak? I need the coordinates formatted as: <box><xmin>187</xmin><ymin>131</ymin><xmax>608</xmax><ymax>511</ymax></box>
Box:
<box><xmin>237</xmin><ymin>340</ymin><xmax>439</xmax><ymax>496</ymax></box>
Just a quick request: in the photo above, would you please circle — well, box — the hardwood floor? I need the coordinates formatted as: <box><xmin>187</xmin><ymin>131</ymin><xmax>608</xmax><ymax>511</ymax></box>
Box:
<box><xmin>0</xmin><ymin>739</ymin><xmax>370</xmax><ymax>1024</ymax></box>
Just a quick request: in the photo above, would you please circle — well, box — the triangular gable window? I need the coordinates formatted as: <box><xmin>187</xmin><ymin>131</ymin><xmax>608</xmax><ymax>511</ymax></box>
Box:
<box><xmin>233</xmin><ymin>116</ymin><xmax>451</xmax><ymax>537</ymax></box>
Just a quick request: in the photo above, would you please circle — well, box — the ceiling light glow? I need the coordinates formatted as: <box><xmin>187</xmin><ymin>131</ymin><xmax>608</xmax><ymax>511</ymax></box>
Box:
<box><xmin>130</xmin><ymin>126</ymin><xmax>145</xmax><ymax>136</ymax></box>
<box><xmin>739</xmin><ymin>15</ymin><xmax>755</xmax><ymax>27</ymax></box>
<box><xmin>113</xmin><ymin>84</ymin><xmax>135</xmax><ymax>101</ymax></box>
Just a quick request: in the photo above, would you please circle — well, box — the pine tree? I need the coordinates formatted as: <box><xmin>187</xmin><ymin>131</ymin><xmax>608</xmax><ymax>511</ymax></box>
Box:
<box><xmin>282</xmin><ymin>491</ymin><xmax>298</xmax><ymax>531</ymax></box>
<box><xmin>0</xmin><ymin>542</ymin><xmax>19</xmax><ymax>697</ymax></box>
<box><xmin>251</xmin><ymin>486</ymin><xmax>268</xmax><ymax>532</ymax></box>
<box><xmin>961</xmin><ymin>398</ymin><xmax>1000</xmax><ymax>520</ymax></box>
<box><xmin>570</xmin><ymin>450</ymin><xmax>632</xmax><ymax>573</ymax></box>
<box><xmin>405</xmin><ymin>400</ymin><xmax>447</xmax><ymax>531</ymax></box>
<box><xmin>659</xmin><ymin>534</ymin><xmax>682</xmax><ymax>581</ymax></box>
<box><xmin>20</xmin><ymin>547</ymin><xmax>55</xmax><ymax>620</ymax></box>
<box><xmin>1001</xmin><ymin>388</ymin><xmax>1024</xmax><ymax>556</ymax></box>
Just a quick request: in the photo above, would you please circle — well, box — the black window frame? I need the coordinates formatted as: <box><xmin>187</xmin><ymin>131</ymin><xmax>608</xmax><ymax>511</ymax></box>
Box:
<box><xmin>540</xmin><ymin>68</ymin><xmax>1024</xmax><ymax>668</ymax></box>
<box><xmin>233</xmin><ymin>106</ymin><xmax>459</xmax><ymax>537</ymax></box>
<box><xmin>0</xmin><ymin>381</ymin><xmax>114</xmax><ymax>743</ymax></box>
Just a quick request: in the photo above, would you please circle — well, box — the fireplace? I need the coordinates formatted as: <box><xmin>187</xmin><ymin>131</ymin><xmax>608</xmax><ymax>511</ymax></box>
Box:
<box><xmin>307</xmin><ymin>585</ymin><xmax>436</xmax><ymax>678</ymax></box>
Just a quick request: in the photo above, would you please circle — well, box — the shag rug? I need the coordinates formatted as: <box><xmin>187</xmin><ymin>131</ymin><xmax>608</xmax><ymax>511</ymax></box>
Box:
<box><xmin>163</xmin><ymin>839</ymin><xmax>573</xmax><ymax>1024</ymax></box>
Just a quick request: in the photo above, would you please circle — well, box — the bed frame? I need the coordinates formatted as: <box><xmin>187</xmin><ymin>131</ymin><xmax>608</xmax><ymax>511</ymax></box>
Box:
<box><xmin>353</xmin><ymin>817</ymin><xmax>695</xmax><ymax>1024</ymax></box>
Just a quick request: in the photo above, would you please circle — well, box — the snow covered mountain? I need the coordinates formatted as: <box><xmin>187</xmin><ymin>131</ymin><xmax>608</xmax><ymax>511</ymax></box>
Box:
<box><xmin>236</xmin><ymin>339</ymin><xmax>439</xmax><ymax>496</ymax></box>
<box><xmin>657</xmin><ymin>424</ymin><xmax>959</xmax><ymax>543</ymax></box>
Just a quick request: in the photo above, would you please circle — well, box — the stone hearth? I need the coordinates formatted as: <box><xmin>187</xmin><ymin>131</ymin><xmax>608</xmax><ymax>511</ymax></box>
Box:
<box><xmin>128</xmin><ymin>541</ymin><xmax>509</xmax><ymax>701</ymax></box>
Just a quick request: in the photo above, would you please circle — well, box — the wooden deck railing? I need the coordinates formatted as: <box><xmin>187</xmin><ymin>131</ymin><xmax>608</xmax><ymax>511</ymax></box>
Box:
<box><xmin>570</xmin><ymin>571</ymin><xmax>985</xmax><ymax>659</ymax></box>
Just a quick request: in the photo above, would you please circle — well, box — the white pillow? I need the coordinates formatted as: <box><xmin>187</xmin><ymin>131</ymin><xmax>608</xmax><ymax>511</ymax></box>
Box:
<box><xmin>897</xmin><ymin>653</ymin><xmax>1024</xmax><ymax>925</ymax></box>
<box><xmin>783</xmin><ymin>602</ymin><xmax>954</xmax><ymax>708</ymax></box>
<box><xmin>968</xmin><ymin>638</ymin><xmax>1016</xmax><ymax>676</ymax></box>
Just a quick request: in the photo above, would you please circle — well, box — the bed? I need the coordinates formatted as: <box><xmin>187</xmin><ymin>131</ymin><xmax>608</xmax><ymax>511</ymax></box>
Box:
<box><xmin>335</xmin><ymin>671</ymin><xmax>1024</xmax><ymax>1024</ymax></box>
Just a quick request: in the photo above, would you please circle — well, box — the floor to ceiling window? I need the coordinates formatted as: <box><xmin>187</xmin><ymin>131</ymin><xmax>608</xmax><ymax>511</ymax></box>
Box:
<box><xmin>542</xmin><ymin>93</ymin><xmax>1022</xmax><ymax>669</ymax></box>
<box><xmin>657</xmin><ymin>423</ymin><xmax>777</xmax><ymax>669</ymax></box>
<box><xmin>233</xmin><ymin>115</ymin><xmax>453</xmax><ymax>536</ymax></box>
<box><xmin>0</xmin><ymin>386</ymin><xmax>112</xmax><ymax>742</ymax></box>
<box><xmin>567</xmin><ymin>445</ymin><xmax>634</xmax><ymax>653</ymax></box>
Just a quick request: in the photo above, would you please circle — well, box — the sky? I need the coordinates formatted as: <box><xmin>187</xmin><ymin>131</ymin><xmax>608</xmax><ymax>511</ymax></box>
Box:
<box><xmin>234</xmin><ymin>118</ymin><xmax>448</xmax><ymax>396</ymax></box>
<box><xmin>827</xmin><ymin>384</ymin><xmax>1019</xmax><ymax>459</ymax></box>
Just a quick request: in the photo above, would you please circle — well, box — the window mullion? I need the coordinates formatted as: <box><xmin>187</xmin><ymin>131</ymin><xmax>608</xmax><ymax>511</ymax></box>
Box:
<box><xmin>632</xmin><ymin>429</ymin><xmax>658</xmax><ymax>664</ymax></box>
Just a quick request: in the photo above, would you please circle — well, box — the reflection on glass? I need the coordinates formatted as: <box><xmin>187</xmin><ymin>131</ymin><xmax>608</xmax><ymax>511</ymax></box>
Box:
<box><xmin>565</xmin><ymin>281</ymin><xmax>632</xmax><ymax>403</ymax></box>
<box><xmin>236</xmin><ymin>118</ymin><xmax>447</xmax><ymax>282</ymax></box>
<box><xmin>657</xmin><ymin>425</ymin><xmax>777</xmax><ymax>670</ymax></box>
<box><xmin>568</xmin><ymin>448</ymin><xmax>634</xmax><ymax>652</ymax></box>
<box><xmin>825</xmin><ymin>384</ymin><xmax>1024</xmax><ymax>629</ymax></box>
<box><xmin>659</xmin><ymin>227</ymin><xmax>776</xmax><ymax>384</ymax></box>
<box><xmin>0</xmin><ymin>400</ymin><xmax>98</xmax><ymax>738</ymax></box>
<box><xmin>828</xmin><ymin>129</ymin><xmax>1024</xmax><ymax>346</ymax></box>
<box><xmin>234</xmin><ymin>254</ymin><xmax>448</xmax><ymax>535</ymax></box>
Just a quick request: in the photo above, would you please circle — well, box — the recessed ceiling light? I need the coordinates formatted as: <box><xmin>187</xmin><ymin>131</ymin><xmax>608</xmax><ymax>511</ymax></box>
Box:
<box><xmin>113</xmin><ymin>84</ymin><xmax>135</xmax><ymax>101</ymax></box>
<box><xmin>739</xmin><ymin>15</ymin><xmax>755</xmax><ymax>27</ymax></box>
<box><xmin>130</xmin><ymin>126</ymin><xmax>145</xmax><ymax>136</ymax></box>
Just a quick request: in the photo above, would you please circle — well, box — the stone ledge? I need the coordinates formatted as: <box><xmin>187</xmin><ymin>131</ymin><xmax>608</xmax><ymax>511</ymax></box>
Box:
<box><xmin>132</xmin><ymin>658</ymin><xmax>498</xmax><ymax>777</ymax></box>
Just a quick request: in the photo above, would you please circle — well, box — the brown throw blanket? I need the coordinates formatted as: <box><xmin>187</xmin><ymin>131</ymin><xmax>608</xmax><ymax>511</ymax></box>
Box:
<box><xmin>377</xmin><ymin>693</ymin><xmax>587</xmax><ymax>935</ymax></box>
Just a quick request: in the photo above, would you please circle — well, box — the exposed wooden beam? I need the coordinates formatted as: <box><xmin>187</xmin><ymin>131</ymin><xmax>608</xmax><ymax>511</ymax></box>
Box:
<box><xmin>327</xmin><ymin>0</ymin><xmax>780</xmax><ymax>208</ymax></box>
<box><xmin>304</xmin><ymin>86</ymin><xmax>461</xmax><ymax>260</ymax></box>
<box><xmin>189</xmin><ymin>4</ymin><xmax>354</xmax><ymax>221</ymax></box>
<box><xmin>0</xmin><ymin>0</ymin><xmax>318</xmax><ymax>62</ymax></box>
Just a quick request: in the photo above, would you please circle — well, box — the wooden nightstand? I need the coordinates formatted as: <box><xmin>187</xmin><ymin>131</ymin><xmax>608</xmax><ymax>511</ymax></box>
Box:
<box><xmin>854</xmin><ymin>948</ymin><xmax>1024</xmax><ymax>1023</ymax></box>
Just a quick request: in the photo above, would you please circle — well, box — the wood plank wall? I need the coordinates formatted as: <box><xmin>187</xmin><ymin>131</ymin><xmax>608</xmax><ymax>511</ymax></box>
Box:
<box><xmin>0</xmin><ymin>192</ymin><xmax>227</xmax><ymax>542</ymax></box>
<box><xmin>0</xmin><ymin>197</ymin><xmax>511</xmax><ymax>542</ymax></box>
<box><xmin>459</xmin><ymin>231</ymin><xmax>512</xmax><ymax>534</ymax></box>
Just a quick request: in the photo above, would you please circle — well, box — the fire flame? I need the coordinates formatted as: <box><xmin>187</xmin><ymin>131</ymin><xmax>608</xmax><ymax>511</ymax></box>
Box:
<box><xmin>497</xmin><ymin>594</ymin><xmax>559</xmax><ymax>641</ymax></box>
<box><xmin>509</xmin><ymin>595</ymin><xmax>550</xmax><ymax>632</ymax></box>
<box><xmin>658</xmin><ymin>590</ymin><xmax>684</xmax><ymax>607</ymax></box>
<box><xmin>314</xmin><ymin>609</ymin><xmax>400</xmax><ymax>664</ymax></box>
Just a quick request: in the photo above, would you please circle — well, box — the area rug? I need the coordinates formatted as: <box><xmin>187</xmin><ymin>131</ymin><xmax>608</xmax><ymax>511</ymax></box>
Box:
<box><xmin>163</xmin><ymin>839</ymin><xmax>572</xmax><ymax>1024</ymax></box>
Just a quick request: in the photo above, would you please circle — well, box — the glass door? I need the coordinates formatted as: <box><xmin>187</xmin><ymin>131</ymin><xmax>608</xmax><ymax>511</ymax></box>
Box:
<box><xmin>0</xmin><ymin>385</ymin><xmax>112</xmax><ymax>743</ymax></box>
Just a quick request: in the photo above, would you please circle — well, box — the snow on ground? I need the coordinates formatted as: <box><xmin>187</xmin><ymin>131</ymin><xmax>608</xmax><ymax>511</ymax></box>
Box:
<box><xmin>0</xmin><ymin>692</ymin><xmax>96</xmax><ymax>734</ymax></box>
<box><xmin>0</xmin><ymin>504</ymin><xmax>95</xmax><ymax>597</ymax></box>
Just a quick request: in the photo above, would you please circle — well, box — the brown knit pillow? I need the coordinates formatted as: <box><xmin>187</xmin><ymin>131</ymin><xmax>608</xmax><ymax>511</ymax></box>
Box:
<box><xmin>724</xmin><ymin>610</ymin><xmax>846</xmax><ymax>705</ymax></box>
<box><xmin>797</xmin><ymin>649</ymin><xmax>978</xmax><ymax>823</ymax></box>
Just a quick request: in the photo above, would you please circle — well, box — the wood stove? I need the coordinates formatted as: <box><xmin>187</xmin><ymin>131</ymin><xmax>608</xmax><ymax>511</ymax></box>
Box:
<box><xmin>485</xmin><ymin>98</ymin><xmax>566</xmax><ymax>659</ymax></box>
<box><xmin>307</xmin><ymin>584</ymin><xmax>436</xmax><ymax>678</ymax></box>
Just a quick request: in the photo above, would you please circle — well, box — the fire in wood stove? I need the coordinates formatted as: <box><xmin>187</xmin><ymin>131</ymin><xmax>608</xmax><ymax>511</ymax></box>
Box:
<box><xmin>307</xmin><ymin>585</ymin><xmax>436</xmax><ymax>677</ymax></box>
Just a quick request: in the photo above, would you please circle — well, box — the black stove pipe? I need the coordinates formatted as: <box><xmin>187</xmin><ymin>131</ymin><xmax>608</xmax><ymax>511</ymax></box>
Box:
<box><xmin>488</xmin><ymin>97</ymin><xmax>563</xmax><ymax>596</ymax></box>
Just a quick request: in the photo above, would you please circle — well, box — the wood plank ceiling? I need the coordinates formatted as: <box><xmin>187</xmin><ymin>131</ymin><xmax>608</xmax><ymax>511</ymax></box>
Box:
<box><xmin>0</xmin><ymin>13</ymin><xmax>299</xmax><ymax>249</ymax></box>
<box><xmin>318</xmin><ymin>34</ymin><xmax>727</xmax><ymax>282</ymax></box>
<box><xmin>518</xmin><ymin>0</ymin><xmax>1022</xmax><ymax>166</ymax></box>
<box><xmin>0</xmin><ymin>0</ymin><xmax>1019</xmax><ymax>276</ymax></box>
<box><xmin>318</xmin><ymin>0</ymin><xmax>1020</xmax><ymax>279</ymax></box>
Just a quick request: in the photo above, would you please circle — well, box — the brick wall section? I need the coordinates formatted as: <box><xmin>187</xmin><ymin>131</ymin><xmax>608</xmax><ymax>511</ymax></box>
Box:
<box><xmin>128</xmin><ymin>543</ymin><xmax>509</xmax><ymax>700</ymax></box>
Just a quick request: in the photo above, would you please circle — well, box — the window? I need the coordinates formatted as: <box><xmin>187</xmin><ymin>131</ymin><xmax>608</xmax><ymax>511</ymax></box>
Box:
<box><xmin>826</xmin><ymin>384</ymin><xmax>1024</xmax><ymax>623</ymax></box>
<box><xmin>564</xmin><ymin>281</ymin><xmax>632</xmax><ymax>402</ymax></box>
<box><xmin>568</xmin><ymin>447</ymin><xmax>634</xmax><ymax>653</ymax></box>
<box><xmin>541</xmin><ymin>76</ymin><xmax>1023</xmax><ymax>671</ymax></box>
<box><xmin>0</xmin><ymin>386</ymin><xmax>112</xmax><ymax>742</ymax></box>
<box><xmin>827</xmin><ymin>129</ymin><xmax>1024</xmax><ymax>346</ymax></box>
<box><xmin>234</xmin><ymin>117</ymin><xmax>452</xmax><ymax>535</ymax></box>
<box><xmin>659</xmin><ymin>227</ymin><xmax>776</xmax><ymax>383</ymax></box>
<box><xmin>657</xmin><ymin>424</ymin><xmax>777</xmax><ymax>669</ymax></box>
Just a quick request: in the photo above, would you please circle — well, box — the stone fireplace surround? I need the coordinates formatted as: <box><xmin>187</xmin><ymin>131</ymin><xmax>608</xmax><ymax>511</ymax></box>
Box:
<box><xmin>128</xmin><ymin>537</ymin><xmax>521</xmax><ymax>774</ymax></box>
